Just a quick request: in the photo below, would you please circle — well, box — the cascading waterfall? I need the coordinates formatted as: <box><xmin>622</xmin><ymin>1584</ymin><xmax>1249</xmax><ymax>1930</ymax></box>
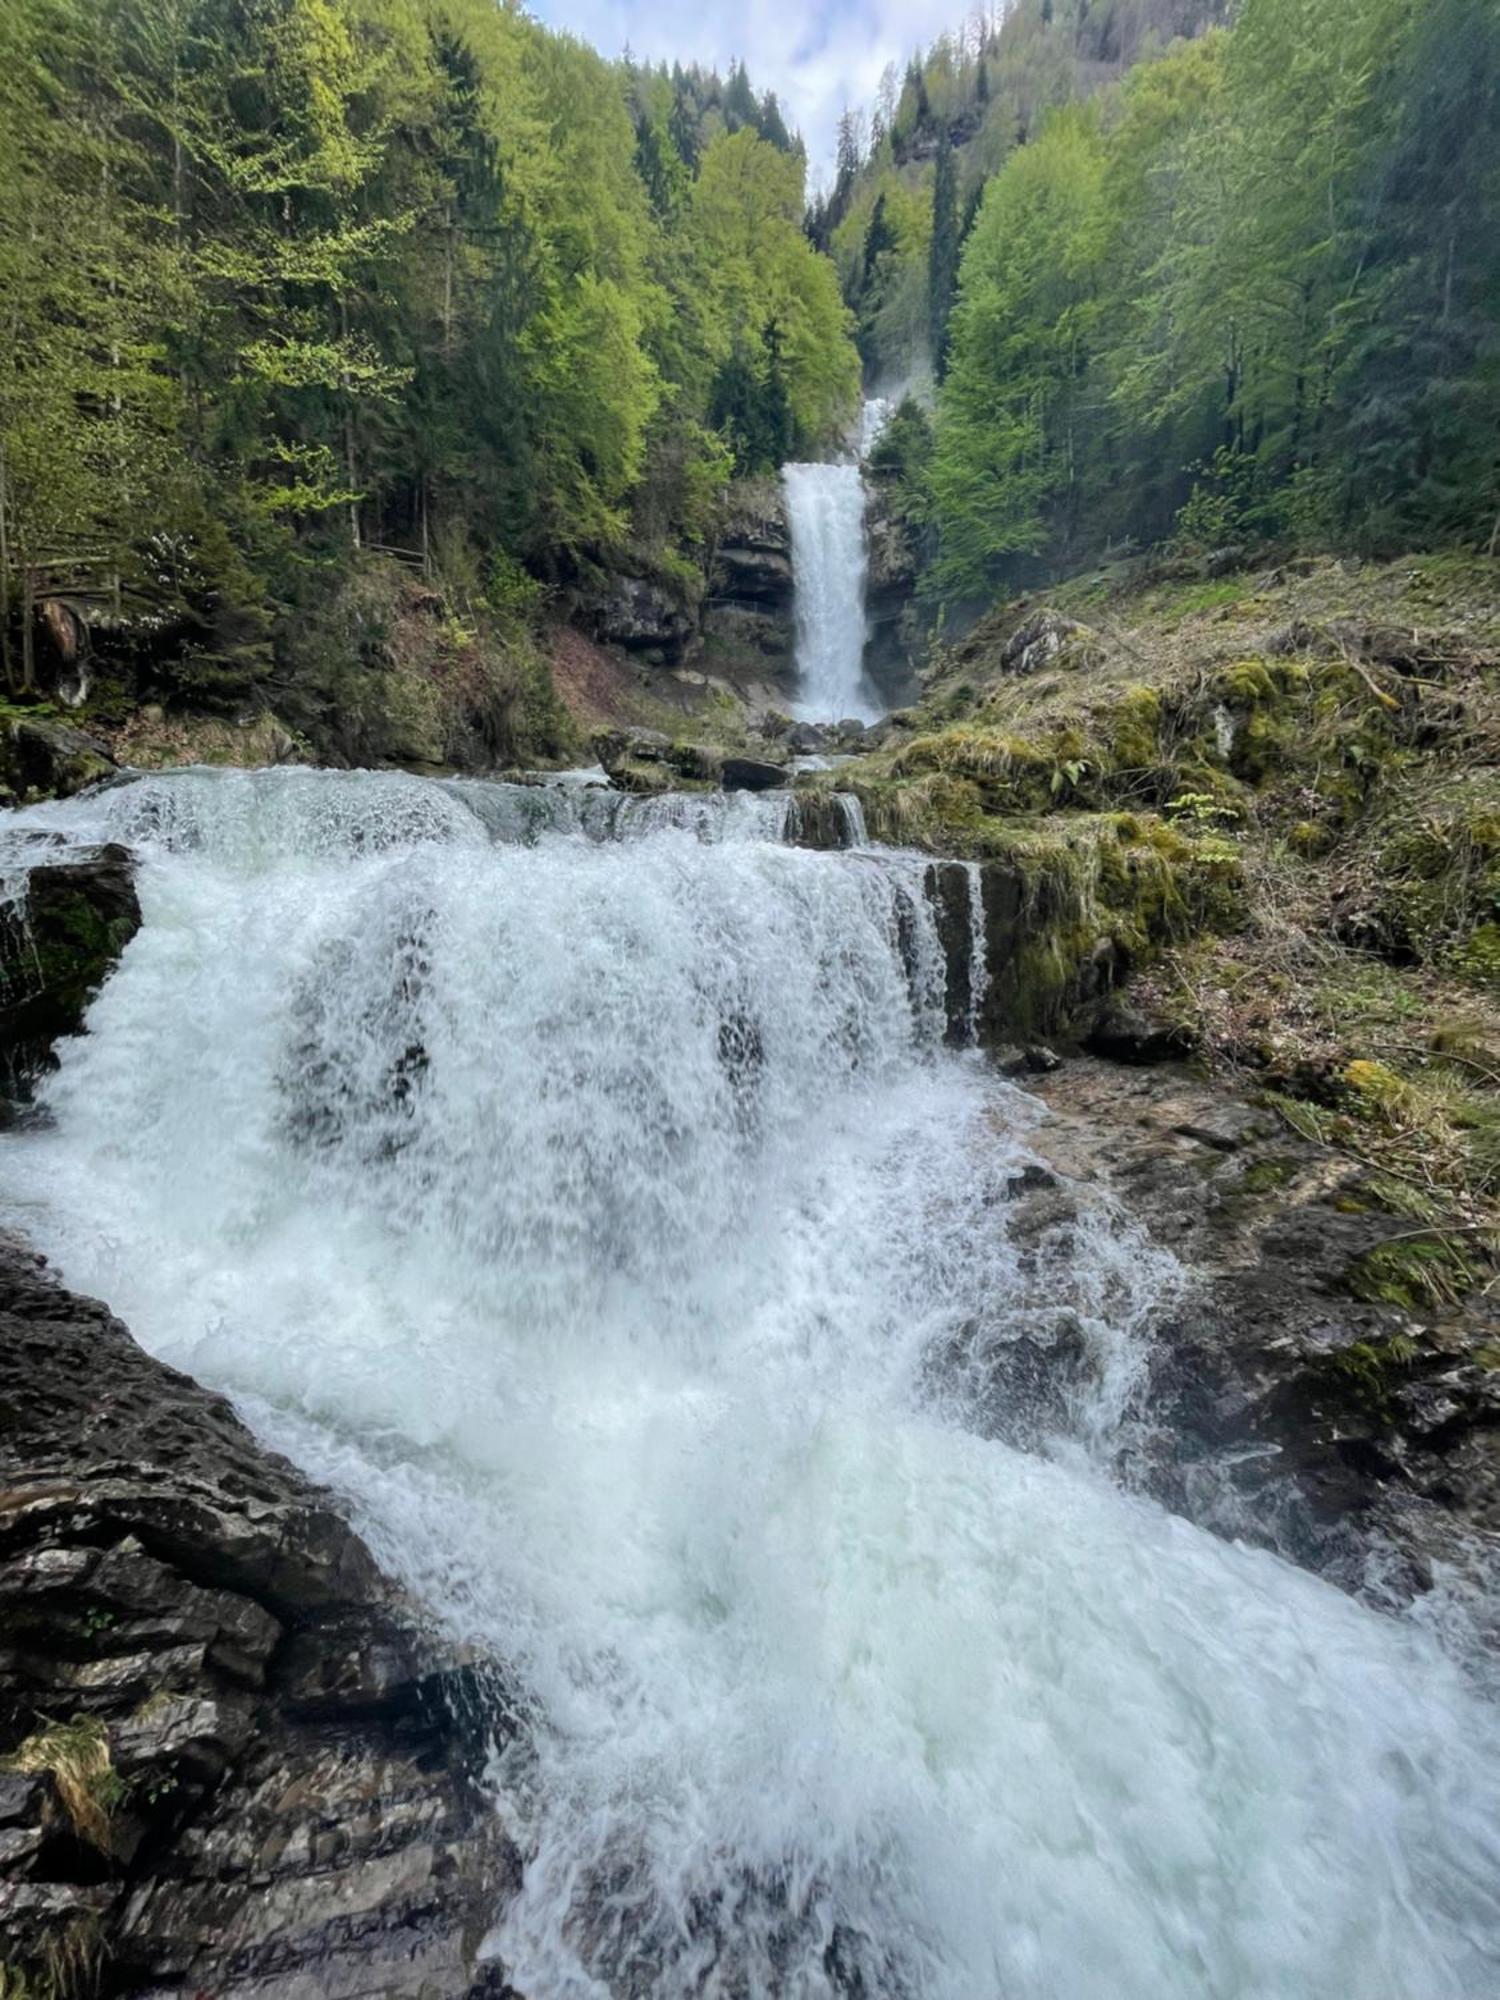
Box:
<box><xmin>783</xmin><ymin>400</ymin><xmax>889</xmax><ymax>726</ymax></box>
<box><xmin>4</xmin><ymin>766</ymin><xmax>1500</xmax><ymax>1998</ymax></box>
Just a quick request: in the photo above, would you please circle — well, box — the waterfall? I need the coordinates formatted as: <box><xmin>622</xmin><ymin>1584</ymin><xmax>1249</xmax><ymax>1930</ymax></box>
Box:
<box><xmin>5</xmin><ymin>767</ymin><xmax>1500</xmax><ymax>1999</ymax></box>
<box><xmin>783</xmin><ymin>401</ymin><xmax>887</xmax><ymax>724</ymax></box>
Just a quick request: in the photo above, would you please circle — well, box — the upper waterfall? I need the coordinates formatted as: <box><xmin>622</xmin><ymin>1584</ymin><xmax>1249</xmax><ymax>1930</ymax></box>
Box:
<box><xmin>782</xmin><ymin>399</ymin><xmax>889</xmax><ymax>725</ymax></box>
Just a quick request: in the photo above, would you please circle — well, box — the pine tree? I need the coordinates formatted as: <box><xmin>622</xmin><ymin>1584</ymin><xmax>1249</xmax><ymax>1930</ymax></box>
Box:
<box><xmin>928</xmin><ymin>130</ymin><xmax>960</xmax><ymax>379</ymax></box>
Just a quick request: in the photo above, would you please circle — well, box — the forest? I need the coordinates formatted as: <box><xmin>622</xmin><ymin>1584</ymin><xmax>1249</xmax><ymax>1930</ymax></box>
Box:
<box><xmin>1</xmin><ymin>0</ymin><xmax>1497</xmax><ymax>730</ymax></box>
<box><xmin>0</xmin><ymin>0</ymin><xmax>855</xmax><ymax>726</ymax></box>
<box><xmin>844</xmin><ymin>0</ymin><xmax>1500</xmax><ymax>603</ymax></box>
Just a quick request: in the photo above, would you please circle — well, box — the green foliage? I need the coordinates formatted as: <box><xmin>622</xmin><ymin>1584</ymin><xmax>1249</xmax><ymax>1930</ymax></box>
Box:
<box><xmin>921</xmin><ymin>0</ymin><xmax>1500</xmax><ymax>602</ymax></box>
<box><xmin>0</xmin><ymin>0</ymin><xmax>857</xmax><ymax>733</ymax></box>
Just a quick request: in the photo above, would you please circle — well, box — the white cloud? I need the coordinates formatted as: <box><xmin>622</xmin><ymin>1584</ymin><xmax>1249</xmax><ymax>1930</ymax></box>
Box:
<box><xmin>530</xmin><ymin>0</ymin><xmax>973</xmax><ymax>187</ymax></box>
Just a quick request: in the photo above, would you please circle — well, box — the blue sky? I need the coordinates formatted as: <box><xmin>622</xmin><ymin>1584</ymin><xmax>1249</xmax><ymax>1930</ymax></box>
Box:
<box><xmin>531</xmin><ymin>0</ymin><xmax>971</xmax><ymax>185</ymax></box>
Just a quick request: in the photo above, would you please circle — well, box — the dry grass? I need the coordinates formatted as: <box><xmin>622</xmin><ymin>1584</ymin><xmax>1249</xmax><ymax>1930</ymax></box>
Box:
<box><xmin>2</xmin><ymin>1717</ymin><xmax>123</xmax><ymax>1856</ymax></box>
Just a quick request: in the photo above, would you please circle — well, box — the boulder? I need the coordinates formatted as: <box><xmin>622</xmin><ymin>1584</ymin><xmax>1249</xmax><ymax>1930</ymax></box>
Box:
<box><xmin>1</xmin><ymin>844</ymin><xmax>142</xmax><ymax>1093</ymax></box>
<box><xmin>0</xmin><ymin>1238</ymin><xmax>520</xmax><ymax>1998</ymax></box>
<box><xmin>1085</xmin><ymin>995</ymin><xmax>1195</xmax><ymax>1066</ymax></box>
<box><xmin>720</xmin><ymin>756</ymin><xmax>788</xmax><ymax>793</ymax></box>
<box><xmin>0</xmin><ymin>718</ymin><xmax>116</xmax><ymax>806</ymax></box>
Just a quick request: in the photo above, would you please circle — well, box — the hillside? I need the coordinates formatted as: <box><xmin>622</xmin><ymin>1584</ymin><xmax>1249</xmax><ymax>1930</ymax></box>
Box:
<box><xmin>812</xmin><ymin>547</ymin><xmax>1500</xmax><ymax>1298</ymax></box>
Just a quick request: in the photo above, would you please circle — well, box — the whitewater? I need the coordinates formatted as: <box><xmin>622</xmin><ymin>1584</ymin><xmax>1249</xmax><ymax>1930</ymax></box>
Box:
<box><xmin>3</xmin><ymin>766</ymin><xmax>1499</xmax><ymax>1998</ymax></box>
<box><xmin>783</xmin><ymin>398</ymin><xmax>890</xmax><ymax>725</ymax></box>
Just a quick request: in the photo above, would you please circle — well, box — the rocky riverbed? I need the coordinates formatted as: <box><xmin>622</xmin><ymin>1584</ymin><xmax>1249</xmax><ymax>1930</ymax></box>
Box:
<box><xmin>0</xmin><ymin>1240</ymin><xmax>520</xmax><ymax>1998</ymax></box>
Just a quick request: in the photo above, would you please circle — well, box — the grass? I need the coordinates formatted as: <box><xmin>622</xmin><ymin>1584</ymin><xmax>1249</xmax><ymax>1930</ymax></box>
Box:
<box><xmin>1</xmin><ymin>1717</ymin><xmax>124</xmax><ymax>1855</ymax></box>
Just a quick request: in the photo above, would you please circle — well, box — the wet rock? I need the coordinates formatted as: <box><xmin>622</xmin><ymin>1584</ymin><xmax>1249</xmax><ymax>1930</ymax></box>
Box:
<box><xmin>1018</xmin><ymin>1058</ymin><xmax>1500</xmax><ymax>1630</ymax></box>
<box><xmin>925</xmin><ymin>862</ymin><xmax>983</xmax><ymax>1047</ymax></box>
<box><xmin>0</xmin><ymin>1239</ymin><xmax>520</xmax><ymax>1998</ymax></box>
<box><xmin>0</xmin><ymin>717</ymin><xmax>116</xmax><ymax>804</ymax></box>
<box><xmin>1</xmin><ymin>844</ymin><xmax>142</xmax><ymax>1095</ymax></box>
<box><xmin>785</xmin><ymin>792</ymin><xmax>860</xmax><ymax>852</ymax></box>
<box><xmin>1023</xmin><ymin>1045</ymin><xmax>1063</xmax><ymax>1075</ymax></box>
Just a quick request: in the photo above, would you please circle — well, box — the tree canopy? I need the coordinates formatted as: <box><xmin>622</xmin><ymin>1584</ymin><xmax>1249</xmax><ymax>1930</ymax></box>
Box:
<box><xmin>0</xmin><ymin>0</ymin><xmax>858</xmax><ymax>695</ymax></box>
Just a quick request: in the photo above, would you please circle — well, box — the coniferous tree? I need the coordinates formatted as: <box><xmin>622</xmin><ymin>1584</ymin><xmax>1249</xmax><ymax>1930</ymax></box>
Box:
<box><xmin>928</xmin><ymin>131</ymin><xmax>961</xmax><ymax>379</ymax></box>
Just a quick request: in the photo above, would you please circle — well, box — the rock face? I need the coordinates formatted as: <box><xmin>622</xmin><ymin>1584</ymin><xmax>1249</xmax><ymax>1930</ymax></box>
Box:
<box><xmin>0</xmin><ymin>1240</ymin><xmax>521</xmax><ymax>1998</ymax></box>
<box><xmin>1</xmin><ymin>844</ymin><xmax>143</xmax><ymax>1097</ymax></box>
<box><xmin>701</xmin><ymin>488</ymin><xmax>796</xmax><ymax>680</ymax></box>
<box><xmin>1004</xmin><ymin>1059</ymin><xmax>1500</xmax><ymax>1639</ymax></box>
<box><xmin>584</xmin><ymin>575</ymin><xmax>697</xmax><ymax>666</ymax></box>
<box><xmin>0</xmin><ymin>718</ymin><xmax>117</xmax><ymax>806</ymax></box>
<box><xmin>861</xmin><ymin>485</ymin><xmax>923</xmax><ymax>712</ymax></box>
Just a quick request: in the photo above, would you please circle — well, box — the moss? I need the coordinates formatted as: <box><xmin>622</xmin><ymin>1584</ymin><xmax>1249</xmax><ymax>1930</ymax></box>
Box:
<box><xmin>1107</xmin><ymin>685</ymin><xmax>1164</xmax><ymax>771</ymax></box>
<box><xmin>1241</xmin><ymin>1155</ymin><xmax>1300</xmax><ymax>1194</ymax></box>
<box><xmin>1347</xmin><ymin>1233</ymin><xmax>1497</xmax><ymax>1310</ymax></box>
<box><xmin>1342</xmin><ymin>1059</ymin><xmax>1412</xmax><ymax>1121</ymax></box>
<box><xmin>1316</xmin><ymin>1332</ymin><xmax>1421</xmax><ymax>1414</ymax></box>
<box><xmin>1214</xmin><ymin>657</ymin><xmax>1281</xmax><ymax>705</ymax></box>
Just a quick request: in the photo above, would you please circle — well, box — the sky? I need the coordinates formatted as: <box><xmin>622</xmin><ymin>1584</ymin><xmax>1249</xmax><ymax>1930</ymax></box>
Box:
<box><xmin>531</xmin><ymin>0</ymin><xmax>975</xmax><ymax>187</ymax></box>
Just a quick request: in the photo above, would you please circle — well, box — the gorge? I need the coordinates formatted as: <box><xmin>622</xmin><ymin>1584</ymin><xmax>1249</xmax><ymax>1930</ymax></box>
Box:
<box><xmin>2</xmin><ymin>0</ymin><xmax>1499</xmax><ymax>1991</ymax></box>
<box><xmin>3</xmin><ymin>768</ymin><xmax>1500</xmax><ymax>1995</ymax></box>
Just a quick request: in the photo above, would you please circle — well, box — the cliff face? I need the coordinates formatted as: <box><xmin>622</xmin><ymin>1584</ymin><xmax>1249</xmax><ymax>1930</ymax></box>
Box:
<box><xmin>0</xmin><ymin>1241</ymin><xmax>520</xmax><ymax>2000</ymax></box>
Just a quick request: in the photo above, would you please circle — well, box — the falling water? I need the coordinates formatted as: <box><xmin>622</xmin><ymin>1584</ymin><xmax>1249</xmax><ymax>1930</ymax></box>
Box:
<box><xmin>783</xmin><ymin>400</ymin><xmax>889</xmax><ymax>726</ymax></box>
<box><xmin>3</xmin><ymin>767</ymin><xmax>1500</xmax><ymax>1999</ymax></box>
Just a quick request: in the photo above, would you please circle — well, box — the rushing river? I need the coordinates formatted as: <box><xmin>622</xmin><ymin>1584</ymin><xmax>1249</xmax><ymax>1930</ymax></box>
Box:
<box><xmin>4</xmin><ymin>767</ymin><xmax>1500</xmax><ymax>1998</ymax></box>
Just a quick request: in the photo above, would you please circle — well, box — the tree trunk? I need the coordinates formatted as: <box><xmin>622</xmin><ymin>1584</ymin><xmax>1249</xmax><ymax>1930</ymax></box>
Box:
<box><xmin>340</xmin><ymin>299</ymin><xmax>360</xmax><ymax>550</ymax></box>
<box><xmin>0</xmin><ymin>442</ymin><xmax>12</xmax><ymax>693</ymax></box>
<box><xmin>21</xmin><ymin>566</ymin><xmax>35</xmax><ymax>693</ymax></box>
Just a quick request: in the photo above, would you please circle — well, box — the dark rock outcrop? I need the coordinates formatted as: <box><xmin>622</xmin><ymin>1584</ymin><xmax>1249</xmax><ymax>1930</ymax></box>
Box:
<box><xmin>0</xmin><ymin>1240</ymin><xmax>521</xmax><ymax>1997</ymax></box>
<box><xmin>702</xmin><ymin>490</ymin><xmax>796</xmax><ymax>679</ymax></box>
<box><xmin>1009</xmin><ymin>1059</ymin><xmax>1500</xmax><ymax>1639</ymax></box>
<box><xmin>719</xmin><ymin>756</ymin><xmax>787</xmax><ymax>794</ymax></box>
<box><xmin>1</xmin><ymin>844</ymin><xmax>142</xmax><ymax>1097</ymax></box>
<box><xmin>1</xmin><ymin>718</ymin><xmax>116</xmax><ymax>806</ymax></box>
<box><xmin>861</xmin><ymin>486</ymin><xmax>922</xmax><ymax>712</ymax></box>
<box><xmin>584</xmin><ymin>576</ymin><xmax>697</xmax><ymax>665</ymax></box>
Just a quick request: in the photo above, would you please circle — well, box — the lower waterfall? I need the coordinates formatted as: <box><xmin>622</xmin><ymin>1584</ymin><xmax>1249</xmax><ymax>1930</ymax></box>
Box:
<box><xmin>4</xmin><ymin>768</ymin><xmax>1500</xmax><ymax>1999</ymax></box>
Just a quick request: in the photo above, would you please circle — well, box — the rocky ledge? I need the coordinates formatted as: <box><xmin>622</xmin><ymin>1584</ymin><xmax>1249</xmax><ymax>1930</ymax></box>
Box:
<box><xmin>0</xmin><ymin>1239</ymin><xmax>519</xmax><ymax>1999</ymax></box>
<box><xmin>998</xmin><ymin>1057</ymin><xmax>1500</xmax><ymax>1647</ymax></box>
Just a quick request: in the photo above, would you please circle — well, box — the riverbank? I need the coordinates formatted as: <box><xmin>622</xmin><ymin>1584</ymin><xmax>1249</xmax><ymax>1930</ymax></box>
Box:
<box><xmin>0</xmin><ymin>1237</ymin><xmax>517</xmax><ymax>1999</ymax></box>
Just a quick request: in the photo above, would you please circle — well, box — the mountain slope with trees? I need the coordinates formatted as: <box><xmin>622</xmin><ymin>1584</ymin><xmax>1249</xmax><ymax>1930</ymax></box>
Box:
<box><xmin>0</xmin><ymin>0</ymin><xmax>857</xmax><ymax>766</ymax></box>
<box><xmin>847</xmin><ymin>0</ymin><xmax>1499</xmax><ymax>610</ymax></box>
